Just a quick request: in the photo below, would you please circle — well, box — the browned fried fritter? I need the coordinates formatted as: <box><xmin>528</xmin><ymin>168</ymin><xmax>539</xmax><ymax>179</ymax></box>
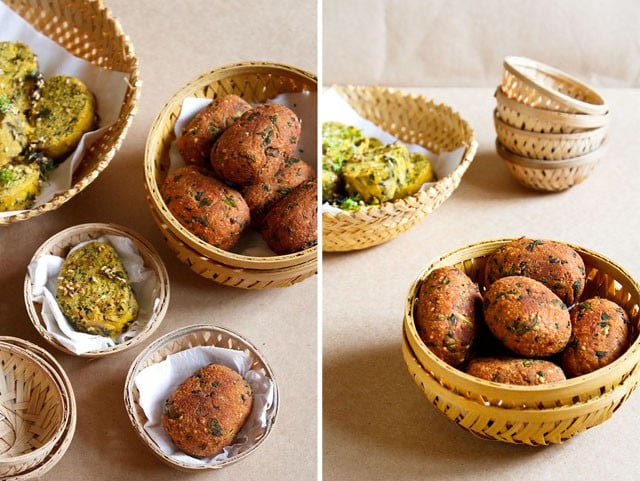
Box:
<box><xmin>466</xmin><ymin>357</ymin><xmax>566</xmax><ymax>385</ymax></box>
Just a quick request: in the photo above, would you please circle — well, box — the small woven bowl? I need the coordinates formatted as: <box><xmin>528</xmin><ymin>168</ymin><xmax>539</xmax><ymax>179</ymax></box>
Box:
<box><xmin>496</xmin><ymin>139</ymin><xmax>605</xmax><ymax>192</ymax></box>
<box><xmin>24</xmin><ymin>223</ymin><xmax>170</xmax><ymax>357</ymax></box>
<box><xmin>495</xmin><ymin>88</ymin><xmax>610</xmax><ymax>134</ymax></box>
<box><xmin>502</xmin><ymin>56</ymin><xmax>608</xmax><ymax>115</ymax></box>
<box><xmin>0</xmin><ymin>0</ymin><xmax>140</xmax><ymax>225</ymax></box>
<box><xmin>493</xmin><ymin>110</ymin><xmax>607</xmax><ymax>161</ymax></box>
<box><xmin>124</xmin><ymin>324</ymin><xmax>279</xmax><ymax>472</ymax></box>
<box><xmin>403</xmin><ymin>238</ymin><xmax>640</xmax><ymax>445</ymax></box>
<box><xmin>322</xmin><ymin>85</ymin><xmax>478</xmax><ymax>252</ymax></box>
<box><xmin>144</xmin><ymin>61</ymin><xmax>317</xmax><ymax>288</ymax></box>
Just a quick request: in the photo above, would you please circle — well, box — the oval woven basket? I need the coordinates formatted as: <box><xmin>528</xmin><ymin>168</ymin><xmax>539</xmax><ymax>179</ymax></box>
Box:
<box><xmin>144</xmin><ymin>61</ymin><xmax>317</xmax><ymax>287</ymax></box>
<box><xmin>496</xmin><ymin>139</ymin><xmax>604</xmax><ymax>192</ymax></box>
<box><xmin>494</xmin><ymin>110</ymin><xmax>607</xmax><ymax>161</ymax></box>
<box><xmin>0</xmin><ymin>337</ymin><xmax>76</xmax><ymax>480</ymax></box>
<box><xmin>124</xmin><ymin>324</ymin><xmax>279</xmax><ymax>472</ymax></box>
<box><xmin>24</xmin><ymin>223</ymin><xmax>170</xmax><ymax>357</ymax></box>
<box><xmin>0</xmin><ymin>0</ymin><xmax>140</xmax><ymax>225</ymax></box>
<box><xmin>495</xmin><ymin>88</ymin><xmax>610</xmax><ymax>134</ymax></box>
<box><xmin>322</xmin><ymin>85</ymin><xmax>478</xmax><ymax>252</ymax></box>
<box><xmin>502</xmin><ymin>56</ymin><xmax>608</xmax><ymax>116</ymax></box>
<box><xmin>402</xmin><ymin>238</ymin><xmax>640</xmax><ymax>445</ymax></box>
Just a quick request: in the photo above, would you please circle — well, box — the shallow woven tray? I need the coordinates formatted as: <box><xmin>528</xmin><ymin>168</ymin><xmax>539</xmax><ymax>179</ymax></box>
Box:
<box><xmin>494</xmin><ymin>110</ymin><xmax>607</xmax><ymax>160</ymax></box>
<box><xmin>24</xmin><ymin>223</ymin><xmax>170</xmax><ymax>357</ymax></box>
<box><xmin>502</xmin><ymin>56</ymin><xmax>608</xmax><ymax>115</ymax></box>
<box><xmin>124</xmin><ymin>324</ymin><xmax>279</xmax><ymax>472</ymax></box>
<box><xmin>0</xmin><ymin>0</ymin><xmax>140</xmax><ymax>225</ymax></box>
<box><xmin>496</xmin><ymin>139</ymin><xmax>604</xmax><ymax>192</ymax></box>
<box><xmin>495</xmin><ymin>88</ymin><xmax>610</xmax><ymax>134</ymax></box>
<box><xmin>322</xmin><ymin>85</ymin><xmax>477</xmax><ymax>252</ymax></box>
<box><xmin>403</xmin><ymin>238</ymin><xmax>640</xmax><ymax>445</ymax></box>
<box><xmin>144</xmin><ymin>61</ymin><xmax>317</xmax><ymax>287</ymax></box>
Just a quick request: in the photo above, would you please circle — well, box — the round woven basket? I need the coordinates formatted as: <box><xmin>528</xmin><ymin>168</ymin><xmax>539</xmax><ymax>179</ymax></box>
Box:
<box><xmin>124</xmin><ymin>324</ymin><xmax>279</xmax><ymax>471</ymax></box>
<box><xmin>24</xmin><ymin>223</ymin><xmax>170</xmax><ymax>357</ymax></box>
<box><xmin>496</xmin><ymin>139</ymin><xmax>604</xmax><ymax>192</ymax></box>
<box><xmin>495</xmin><ymin>88</ymin><xmax>610</xmax><ymax>134</ymax></box>
<box><xmin>493</xmin><ymin>110</ymin><xmax>607</xmax><ymax>161</ymax></box>
<box><xmin>322</xmin><ymin>85</ymin><xmax>478</xmax><ymax>252</ymax></box>
<box><xmin>403</xmin><ymin>238</ymin><xmax>640</xmax><ymax>445</ymax></box>
<box><xmin>144</xmin><ymin>61</ymin><xmax>317</xmax><ymax>288</ymax></box>
<box><xmin>0</xmin><ymin>0</ymin><xmax>140</xmax><ymax>225</ymax></box>
<box><xmin>0</xmin><ymin>337</ymin><xmax>76</xmax><ymax>480</ymax></box>
<box><xmin>502</xmin><ymin>56</ymin><xmax>608</xmax><ymax>116</ymax></box>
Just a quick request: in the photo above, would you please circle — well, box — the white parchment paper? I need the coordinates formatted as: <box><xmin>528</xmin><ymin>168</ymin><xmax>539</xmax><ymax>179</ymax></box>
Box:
<box><xmin>27</xmin><ymin>235</ymin><xmax>160</xmax><ymax>354</ymax></box>
<box><xmin>0</xmin><ymin>2</ymin><xmax>131</xmax><ymax>216</ymax></box>
<box><xmin>134</xmin><ymin>346</ymin><xmax>275</xmax><ymax>466</ymax></box>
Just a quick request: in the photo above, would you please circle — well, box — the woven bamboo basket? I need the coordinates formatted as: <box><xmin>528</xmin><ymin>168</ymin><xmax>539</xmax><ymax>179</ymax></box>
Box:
<box><xmin>144</xmin><ymin>62</ymin><xmax>317</xmax><ymax>288</ymax></box>
<box><xmin>124</xmin><ymin>324</ymin><xmax>279</xmax><ymax>471</ymax></box>
<box><xmin>496</xmin><ymin>139</ymin><xmax>604</xmax><ymax>192</ymax></box>
<box><xmin>403</xmin><ymin>238</ymin><xmax>640</xmax><ymax>445</ymax></box>
<box><xmin>493</xmin><ymin>110</ymin><xmax>607</xmax><ymax>161</ymax></box>
<box><xmin>0</xmin><ymin>0</ymin><xmax>140</xmax><ymax>225</ymax></box>
<box><xmin>0</xmin><ymin>337</ymin><xmax>76</xmax><ymax>480</ymax></box>
<box><xmin>24</xmin><ymin>223</ymin><xmax>170</xmax><ymax>357</ymax></box>
<box><xmin>502</xmin><ymin>56</ymin><xmax>608</xmax><ymax>116</ymax></box>
<box><xmin>495</xmin><ymin>88</ymin><xmax>610</xmax><ymax>134</ymax></box>
<box><xmin>322</xmin><ymin>85</ymin><xmax>478</xmax><ymax>252</ymax></box>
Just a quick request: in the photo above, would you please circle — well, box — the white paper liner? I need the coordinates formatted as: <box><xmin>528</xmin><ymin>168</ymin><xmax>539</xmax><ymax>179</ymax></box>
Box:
<box><xmin>27</xmin><ymin>235</ymin><xmax>160</xmax><ymax>354</ymax></box>
<box><xmin>133</xmin><ymin>346</ymin><xmax>275</xmax><ymax>466</ymax></box>
<box><xmin>321</xmin><ymin>87</ymin><xmax>466</xmax><ymax>214</ymax></box>
<box><xmin>0</xmin><ymin>2</ymin><xmax>131</xmax><ymax>217</ymax></box>
<box><xmin>167</xmin><ymin>91</ymin><xmax>317</xmax><ymax>257</ymax></box>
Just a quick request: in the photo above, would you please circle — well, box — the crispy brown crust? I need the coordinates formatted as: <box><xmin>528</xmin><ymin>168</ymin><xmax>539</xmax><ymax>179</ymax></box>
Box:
<box><xmin>414</xmin><ymin>266</ymin><xmax>481</xmax><ymax>367</ymax></box>
<box><xmin>161</xmin><ymin>165</ymin><xmax>250</xmax><ymax>250</ymax></box>
<box><xmin>483</xmin><ymin>237</ymin><xmax>586</xmax><ymax>305</ymax></box>
<box><xmin>211</xmin><ymin>103</ymin><xmax>301</xmax><ymax>186</ymax></box>
<box><xmin>561</xmin><ymin>297</ymin><xmax>629</xmax><ymax>377</ymax></box>
<box><xmin>483</xmin><ymin>276</ymin><xmax>571</xmax><ymax>357</ymax></box>
<box><xmin>161</xmin><ymin>364</ymin><xmax>253</xmax><ymax>458</ymax></box>
<box><xmin>466</xmin><ymin>357</ymin><xmax>566</xmax><ymax>385</ymax></box>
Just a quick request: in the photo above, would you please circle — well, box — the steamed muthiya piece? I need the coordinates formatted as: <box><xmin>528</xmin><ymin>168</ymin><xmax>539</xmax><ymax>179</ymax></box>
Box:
<box><xmin>0</xmin><ymin>109</ymin><xmax>31</xmax><ymax>167</ymax></box>
<box><xmin>562</xmin><ymin>297</ymin><xmax>629</xmax><ymax>377</ymax></box>
<box><xmin>177</xmin><ymin>94</ymin><xmax>251</xmax><ymax>168</ymax></box>
<box><xmin>483</xmin><ymin>237</ymin><xmax>586</xmax><ymax>305</ymax></box>
<box><xmin>413</xmin><ymin>266</ymin><xmax>481</xmax><ymax>367</ymax></box>
<box><xmin>483</xmin><ymin>276</ymin><xmax>571</xmax><ymax>357</ymax></box>
<box><xmin>0</xmin><ymin>162</ymin><xmax>40</xmax><ymax>211</ymax></box>
<box><xmin>161</xmin><ymin>165</ymin><xmax>250</xmax><ymax>250</ymax></box>
<box><xmin>162</xmin><ymin>363</ymin><xmax>254</xmax><ymax>458</ymax></box>
<box><xmin>466</xmin><ymin>357</ymin><xmax>566</xmax><ymax>385</ymax></box>
<box><xmin>0</xmin><ymin>41</ymin><xmax>40</xmax><ymax>113</ymax></box>
<box><xmin>322</xmin><ymin>121</ymin><xmax>377</xmax><ymax>172</ymax></box>
<box><xmin>211</xmin><ymin>103</ymin><xmax>301</xmax><ymax>186</ymax></box>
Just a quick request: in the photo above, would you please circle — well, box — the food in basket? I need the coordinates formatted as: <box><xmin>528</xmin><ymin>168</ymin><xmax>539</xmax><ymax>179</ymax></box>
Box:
<box><xmin>0</xmin><ymin>108</ymin><xmax>32</xmax><ymax>166</ymax></box>
<box><xmin>162</xmin><ymin>363</ymin><xmax>253</xmax><ymax>458</ymax></box>
<box><xmin>414</xmin><ymin>266</ymin><xmax>481</xmax><ymax>367</ymax></box>
<box><xmin>261</xmin><ymin>179</ymin><xmax>317</xmax><ymax>255</ymax></box>
<box><xmin>561</xmin><ymin>297</ymin><xmax>629</xmax><ymax>377</ymax></box>
<box><xmin>0</xmin><ymin>162</ymin><xmax>40</xmax><ymax>210</ymax></box>
<box><xmin>0</xmin><ymin>41</ymin><xmax>39</xmax><ymax>113</ymax></box>
<box><xmin>466</xmin><ymin>357</ymin><xmax>566</xmax><ymax>385</ymax></box>
<box><xmin>56</xmin><ymin>241</ymin><xmax>139</xmax><ymax>338</ymax></box>
<box><xmin>483</xmin><ymin>237</ymin><xmax>586</xmax><ymax>305</ymax></box>
<box><xmin>483</xmin><ymin>276</ymin><xmax>571</xmax><ymax>357</ymax></box>
<box><xmin>177</xmin><ymin>94</ymin><xmax>251</xmax><ymax>168</ymax></box>
<box><xmin>211</xmin><ymin>103</ymin><xmax>301</xmax><ymax>186</ymax></box>
<box><xmin>161</xmin><ymin>165</ymin><xmax>250</xmax><ymax>250</ymax></box>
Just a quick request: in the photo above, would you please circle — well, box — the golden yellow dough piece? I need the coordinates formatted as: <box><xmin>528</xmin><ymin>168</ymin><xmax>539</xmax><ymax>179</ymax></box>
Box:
<box><xmin>0</xmin><ymin>41</ymin><xmax>39</xmax><ymax>113</ymax></box>
<box><xmin>0</xmin><ymin>109</ymin><xmax>32</xmax><ymax>167</ymax></box>
<box><xmin>0</xmin><ymin>162</ymin><xmax>40</xmax><ymax>211</ymax></box>
<box><xmin>396</xmin><ymin>152</ymin><xmax>436</xmax><ymax>198</ymax></box>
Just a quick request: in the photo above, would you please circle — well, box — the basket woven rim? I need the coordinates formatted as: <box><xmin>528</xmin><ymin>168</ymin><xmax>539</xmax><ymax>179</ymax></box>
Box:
<box><xmin>503</xmin><ymin>56</ymin><xmax>608</xmax><ymax>116</ymax></box>
<box><xmin>144</xmin><ymin>61</ymin><xmax>317</xmax><ymax>270</ymax></box>
<box><xmin>124</xmin><ymin>324</ymin><xmax>279</xmax><ymax>471</ymax></box>
<box><xmin>23</xmin><ymin>222</ymin><xmax>170</xmax><ymax>357</ymax></box>
<box><xmin>496</xmin><ymin>139</ymin><xmax>607</xmax><ymax>169</ymax></box>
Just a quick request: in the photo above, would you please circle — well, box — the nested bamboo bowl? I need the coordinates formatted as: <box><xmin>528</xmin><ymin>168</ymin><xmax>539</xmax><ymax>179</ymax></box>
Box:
<box><xmin>0</xmin><ymin>336</ymin><xmax>76</xmax><ymax>478</ymax></box>
<box><xmin>24</xmin><ymin>223</ymin><xmax>170</xmax><ymax>357</ymax></box>
<box><xmin>403</xmin><ymin>238</ymin><xmax>640</xmax><ymax>446</ymax></box>
<box><xmin>322</xmin><ymin>85</ymin><xmax>478</xmax><ymax>252</ymax></box>
<box><xmin>0</xmin><ymin>0</ymin><xmax>140</xmax><ymax>225</ymax></box>
<box><xmin>124</xmin><ymin>324</ymin><xmax>279</xmax><ymax>471</ymax></box>
<box><xmin>144</xmin><ymin>62</ymin><xmax>317</xmax><ymax>288</ymax></box>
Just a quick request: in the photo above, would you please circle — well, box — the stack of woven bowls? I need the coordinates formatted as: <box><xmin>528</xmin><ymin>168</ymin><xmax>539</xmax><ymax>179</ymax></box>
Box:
<box><xmin>494</xmin><ymin>56</ymin><xmax>610</xmax><ymax>192</ymax></box>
